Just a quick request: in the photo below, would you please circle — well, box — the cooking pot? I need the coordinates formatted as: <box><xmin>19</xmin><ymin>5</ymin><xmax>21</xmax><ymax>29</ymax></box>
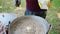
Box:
<box><xmin>10</xmin><ymin>15</ymin><xmax>51</xmax><ymax>34</ymax></box>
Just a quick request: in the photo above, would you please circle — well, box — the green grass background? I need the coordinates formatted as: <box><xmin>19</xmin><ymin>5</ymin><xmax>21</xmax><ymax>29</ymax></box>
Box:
<box><xmin>0</xmin><ymin>0</ymin><xmax>60</xmax><ymax>34</ymax></box>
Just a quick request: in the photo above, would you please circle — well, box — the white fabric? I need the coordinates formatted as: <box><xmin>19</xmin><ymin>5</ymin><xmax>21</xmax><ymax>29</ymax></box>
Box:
<box><xmin>38</xmin><ymin>0</ymin><xmax>50</xmax><ymax>9</ymax></box>
<box><xmin>0</xmin><ymin>13</ymin><xmax>17</xmax><ymax>25</ymax></box>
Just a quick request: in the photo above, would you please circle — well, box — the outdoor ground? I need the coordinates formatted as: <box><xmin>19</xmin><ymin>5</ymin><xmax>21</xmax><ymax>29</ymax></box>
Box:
<box><xmin>0</xmin><ymin>0</ymin><xmax>60</xmax><ymax>34</ymax></box>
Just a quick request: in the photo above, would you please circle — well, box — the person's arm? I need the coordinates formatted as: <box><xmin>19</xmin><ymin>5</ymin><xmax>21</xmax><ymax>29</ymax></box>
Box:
<box><xmin>2</xmin><ymin>26</ymin><xmax>5</xmax><ymax>34</ymax></box>
<box><xmin>7</xmin><ymin>28</ymin><xmax>10</xmax><ymax>34</ymax></box>
<box><xmin>15</xmin><ymin>0</ymin><xmax>21</xmax><ymax>7</ymax></box>
<box><xmin>5</xmin><ymin>26</ymin><xmax>10</xmax><ymax>34</ymax></box>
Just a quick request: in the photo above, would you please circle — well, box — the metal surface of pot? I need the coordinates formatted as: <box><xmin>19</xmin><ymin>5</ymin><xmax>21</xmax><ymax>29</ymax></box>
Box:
<box><xmin>10</xmin><ymin>15</ymin><xmax>50</xmax><ymax>34</ymax></box>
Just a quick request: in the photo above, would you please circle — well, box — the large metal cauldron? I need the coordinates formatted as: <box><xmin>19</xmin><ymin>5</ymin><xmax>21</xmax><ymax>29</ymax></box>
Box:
<box><xmin>10</xmin><ymin>15</ymin><xmax>50</xmax><ymax>34</ymax></box>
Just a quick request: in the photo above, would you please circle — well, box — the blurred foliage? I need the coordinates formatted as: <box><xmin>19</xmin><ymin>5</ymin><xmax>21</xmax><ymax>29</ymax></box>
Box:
<box><xmin>47</xmin><ymin>0</ymin><xmax>60</xmax><ymax>34</ymax></box>
<box><xmin>0</xmin><ymin>0</ymin><xmax>16</xmax><ymax>12</ymax></box>
<box><xmin>0</xmin><ymin>0</ymin><xmax>60</xmax><ymax>34</ymax></box>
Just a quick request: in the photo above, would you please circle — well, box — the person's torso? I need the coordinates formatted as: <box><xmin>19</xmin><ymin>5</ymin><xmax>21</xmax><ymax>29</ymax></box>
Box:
<box><xmin>26</xmin><ymin>0</ymin><xmax>41</xmax><ymax>12</ymax></box>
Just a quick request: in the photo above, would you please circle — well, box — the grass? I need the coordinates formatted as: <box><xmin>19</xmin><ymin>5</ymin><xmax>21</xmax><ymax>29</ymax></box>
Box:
<box><xmin>46</xmin><ymin>0</ymin><xmax>60</xmax><ymax>34</ymax></box>
<box><xmin>0</xmin><ymin>0</ymin><xmax>60</xmax><ymax>34</ymax></box>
